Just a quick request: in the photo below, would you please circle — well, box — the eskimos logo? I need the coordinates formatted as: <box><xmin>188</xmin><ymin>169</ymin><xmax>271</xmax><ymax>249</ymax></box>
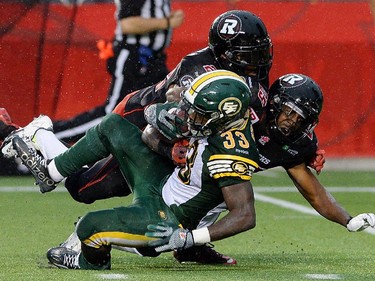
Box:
<box><xmin>217</xmin><ymin>14</ymin><xmax>242</xmax><ymax>40</ymax></box>
<box><xmin>219</xmin><ymin>97</ymin><xmax>242</xmax><ymax>116</ymax></box>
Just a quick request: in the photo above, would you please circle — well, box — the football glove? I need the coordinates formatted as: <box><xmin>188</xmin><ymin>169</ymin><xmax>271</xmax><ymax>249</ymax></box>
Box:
<box><xmin>144</xmin><ymin>103</ymin><xmax>186</xmax><ymax>141</ymax></box>
<box><xmin>347</xmin><ymin>213</ymin><xmax>375</xmax><ymax>232</ymax></box>
<box><xmin>171</xmin><ymin>139</ymin><xmax>189</xmax><ymax>166</ymax></box>
<box><xmin>309</xmin><ymin>149</ymin><xmax>326</xmax><ymax>175</ymax></box>
<box><xmin>145</xmin><ymin>222</ymin><xmax>194</xmax><ymax>252</ymax></box>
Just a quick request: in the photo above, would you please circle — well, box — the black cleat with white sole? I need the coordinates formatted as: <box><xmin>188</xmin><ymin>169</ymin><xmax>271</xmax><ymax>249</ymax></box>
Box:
<box><xmin>12</xmin><ymin>136</ymin><xmax>57</xmax><ymax>193</ymax></box>
<box><xmin>47</xmin><ymin>247</ymin><xmax>81</xmax><ymax>269</ymax></box>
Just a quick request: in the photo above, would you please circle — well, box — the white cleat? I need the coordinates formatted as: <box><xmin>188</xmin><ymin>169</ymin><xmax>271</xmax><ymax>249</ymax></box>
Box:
<box><xmin>60</xmin><ymin>231</ymin><xmax>81</xmax><ymax>253</ymax></box>
<box><xmin>1</xmin><ymin>115</ymin><xmax>53</xmax><ymax>158</ymax></box>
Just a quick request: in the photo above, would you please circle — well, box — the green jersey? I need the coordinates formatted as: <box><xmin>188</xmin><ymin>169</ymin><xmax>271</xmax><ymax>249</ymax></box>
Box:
<box><xmin>162</xmin><ymin>117</ymin><xmax>259</xmax><ymax>229</ymax></box>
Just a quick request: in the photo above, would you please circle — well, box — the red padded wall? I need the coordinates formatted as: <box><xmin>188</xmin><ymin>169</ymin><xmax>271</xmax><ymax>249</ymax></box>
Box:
<box><xmin>0</xmin><ymin>1</ymin><xmax>374</xmax><ymax>156</ymax></box>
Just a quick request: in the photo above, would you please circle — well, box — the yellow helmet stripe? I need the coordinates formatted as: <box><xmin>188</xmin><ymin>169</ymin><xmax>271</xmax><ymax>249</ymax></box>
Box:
<box><xmin>188</xmin><ymin>70</ymin><xmax>248</xmax><ymax>96</ymax></box>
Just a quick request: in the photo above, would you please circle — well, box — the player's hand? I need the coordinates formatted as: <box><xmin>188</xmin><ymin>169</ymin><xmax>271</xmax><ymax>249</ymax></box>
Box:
<box><xmin>171</xmin><ymin>139</ymin><xmax>188</xmax><ymax>166</ymax></box>
<box><xmin>309</xmin><ymin>149</ymin><xmax>326</xmax><ymax>175</ymax></box>
<box><xmin>144</xmin><ymin>104</ymin><xmax>184</xmax><ymax>140</ymax></box>
<box><xmin>145</xmin><ymin>222</ymin><xmax>194</xmax><ymax>252</ymax></box>
<box><xmin>347</xmin><ymin>213</ymin><xmax>375</xmax><ymax>232</ymax></box>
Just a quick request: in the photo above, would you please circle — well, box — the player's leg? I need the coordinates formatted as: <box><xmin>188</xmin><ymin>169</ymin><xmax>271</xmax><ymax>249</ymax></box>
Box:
<box><xmin>65</xmin><ymin>155</ymin><xmax>131</xmax><ymax>204</ymax></box>
<box><xmin>47</xmin><ymin>196</ymin><xmax>180</xmax><ymax>270</ymax></box>
<box><xmin>12</xmin><ymin>113</ymin><xmax>172</xmax><ymax>192</ymax></box>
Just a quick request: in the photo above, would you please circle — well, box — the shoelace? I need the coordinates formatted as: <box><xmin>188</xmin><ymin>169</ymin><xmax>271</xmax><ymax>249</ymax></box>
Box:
<box><xmin>63</xmin><ymin>253</ymin><xmax>80</xmax><ymax>269</ymax></box>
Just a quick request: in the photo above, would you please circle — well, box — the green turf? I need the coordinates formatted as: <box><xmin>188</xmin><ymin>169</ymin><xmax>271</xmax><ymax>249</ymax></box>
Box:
<box><xmin>1</xmin><ymin>171</ymin><xmax>375</xmax><ymax>280</ymax></box>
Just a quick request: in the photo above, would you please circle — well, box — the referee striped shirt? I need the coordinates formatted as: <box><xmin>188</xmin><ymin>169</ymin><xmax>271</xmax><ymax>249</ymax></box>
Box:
<box><xmin>114</xmin><ymin>0</ymin><xmax>172</xmax><ymax>52</ymax></box>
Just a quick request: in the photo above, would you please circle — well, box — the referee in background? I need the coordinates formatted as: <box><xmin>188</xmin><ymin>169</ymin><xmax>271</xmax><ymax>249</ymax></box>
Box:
<box><xmin>53</xmin><ymin>0</ymin><xmax>185</xmax><ymax>143</ymax></box>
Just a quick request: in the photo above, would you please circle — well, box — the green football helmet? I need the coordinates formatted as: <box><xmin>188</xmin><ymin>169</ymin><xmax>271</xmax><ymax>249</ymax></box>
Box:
<box><xmin>180</xmin><ymin>70</ymin><xmax>251</xmax><ymax>137</ymax></box>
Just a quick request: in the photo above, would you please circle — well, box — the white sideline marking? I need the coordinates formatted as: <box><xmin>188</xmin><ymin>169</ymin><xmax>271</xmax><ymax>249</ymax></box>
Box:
<box><xmin>96</xmin><ymin>273</ymin><xmax>128</xmax><ymax>280</ymax></box>
<box><xmin>0</xmin><ymin>186</ymin><xmax>66</xmax><ymax>192</ymax></box>
<box><xmin>254</xmin><ymin>192</ymin><xmax>375</xmax><ymax>235</ymax></box>
<box><xmin>305</xmin><ymin>274</ymin><xmax>342</xmax><ymax>280</ymax></box>
<box><xmin>2</xmin><ymin>185</ymin><xmax>375</xmax><ymax>234</ymax></box>
<box><xmin>255</xmin><ymin>187</ymin><xmax>375</xmax><ymax>193</ymax></box>
<box><xmin>255</xmin><ymin>193</ymin><xmax>319</xmax><ymax>216</ymax></box>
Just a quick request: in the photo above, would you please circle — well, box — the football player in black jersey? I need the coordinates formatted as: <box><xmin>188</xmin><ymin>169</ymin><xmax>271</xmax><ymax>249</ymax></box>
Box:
<box><xmin>146</xmin><ymin>73</ymin><xmax>375</xmax><ymax>262</ymax></box>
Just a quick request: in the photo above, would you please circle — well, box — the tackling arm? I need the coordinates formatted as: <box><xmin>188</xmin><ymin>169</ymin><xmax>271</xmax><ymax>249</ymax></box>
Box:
<box><xmin>288</xmin><ymin>163</ymin><xmax>375</xmax><ymax>232</ymax></box>
<box><xmin>287</xmin><ymin>163</ymin><xmax>351</xmax><ymax>227</ymax></box>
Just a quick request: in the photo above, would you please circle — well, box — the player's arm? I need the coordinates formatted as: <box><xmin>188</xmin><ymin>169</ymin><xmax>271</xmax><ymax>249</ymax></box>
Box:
<box><xmin>288</xmin><ymin>163</ymin><xmax>375</xmax><ymax>232</ymax></box>
<box><xmin>207</xmin><ymin>181</ymin><xmax>256</xmax><ymax>241</ymax></box>
<box><xmin>286</xmin><ymin>163</ymin><xmax>351</xmax><ymax>226</ymax></box>
<box><xmin>146</xmin><ymin>181</ymin><xmax>256</xmax><ymax>252</ymax></box>
<box><xmin>141</xmin><ymin>125</ymin><xmax>172</xmax><ymax>157</ymax></box>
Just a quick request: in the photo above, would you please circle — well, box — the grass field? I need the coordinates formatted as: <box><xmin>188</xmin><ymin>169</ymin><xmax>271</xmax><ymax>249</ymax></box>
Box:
<box><xmin>1</xmin><ymin>170</ymin><xmax>375</xmax><ymax>281</ymax></box>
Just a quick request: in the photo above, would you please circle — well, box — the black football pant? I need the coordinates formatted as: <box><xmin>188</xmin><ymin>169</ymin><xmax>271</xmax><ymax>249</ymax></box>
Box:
<box><xmin>65</xmin><ymin>155</ymin><xmax>130</xmax><ymax>204</ymax></box>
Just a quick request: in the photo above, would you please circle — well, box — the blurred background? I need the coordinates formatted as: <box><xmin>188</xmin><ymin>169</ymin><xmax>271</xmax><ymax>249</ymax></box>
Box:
<box><xmin>0</xmin><ymin>0</ymin><xmax>374</xmax><ymax>158</ymax></box>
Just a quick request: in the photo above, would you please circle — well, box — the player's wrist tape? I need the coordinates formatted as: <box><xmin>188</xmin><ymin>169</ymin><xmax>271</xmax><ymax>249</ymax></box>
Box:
<box><xmin>192</xmin><ymin>227</ymin><xmax>211</xmax><ymax>245</ymax></box>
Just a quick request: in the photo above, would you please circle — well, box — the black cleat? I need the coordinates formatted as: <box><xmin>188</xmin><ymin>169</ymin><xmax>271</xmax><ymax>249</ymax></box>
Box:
<box><xmin>173</xmin><ymin>244</ymin><xmax>237</xmax><ymax>265</ymax></box>
<box><xmin>12</xmin><ymin>136</ymin><xmax>57</xmax><ymax>193</ymax></box>
<box><xmin>47</xmin><ymin>247</ymin><xmax>81</xmax><ymax>269</ymax></box>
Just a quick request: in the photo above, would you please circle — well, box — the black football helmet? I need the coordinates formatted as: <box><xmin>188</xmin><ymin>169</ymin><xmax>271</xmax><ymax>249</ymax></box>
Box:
<box><xmin>208</xmin><ymin>10</ymin><xmax>273</xmax><ymax>84</ymax></box>
<box><xmin>267</xmin><ymin>73</ymin><xmax>323</xmax><ymax>143</ymax></box>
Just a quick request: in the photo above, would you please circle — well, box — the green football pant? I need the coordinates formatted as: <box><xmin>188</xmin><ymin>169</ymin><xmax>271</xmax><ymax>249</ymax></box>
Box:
<box><xmin>53</xmin><ymin>113</ymin><xmax>179</xmax><ymax>267</ymax></box>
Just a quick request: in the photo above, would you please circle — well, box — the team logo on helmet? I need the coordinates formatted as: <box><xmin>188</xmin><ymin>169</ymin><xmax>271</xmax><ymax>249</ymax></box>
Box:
<box><xmin>179</xmin><ymin>75</ymin><xmax>195</xmax><ymax>87</ymax></box>
<box><xmin>279</xmin><ymin>74</ymin><xmax>307</xmax><ymax>88</ymax></box>
<box><xmin>219</xmin><ymin>97</ymin><xmax>242</xmax><ymax>116</ymax></box>
<box><xmin>217</xmin><ymin>14</ymin><xmax>242</xmax><ymax>40</ymax></box>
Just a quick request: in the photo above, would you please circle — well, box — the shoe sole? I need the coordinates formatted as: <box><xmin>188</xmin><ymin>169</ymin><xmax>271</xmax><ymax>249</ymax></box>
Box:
<box><xmin>12</xmin><ymin>136</ymin><xmax>56</xmax><ymax>193</ymax></box>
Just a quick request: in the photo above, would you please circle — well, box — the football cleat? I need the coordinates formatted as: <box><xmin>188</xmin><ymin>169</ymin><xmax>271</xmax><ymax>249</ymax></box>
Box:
<box><xmin>47</xmin><ymin>247</ymin><xmax>81</xmax><ymax>269</ymax></box>
<box><xmin>173</xmin><ymin>244</ymin><xmax>237</xmax><ymax>265</ymax></box>
<box><xmin>12</xmin><ymin>136</ymin><xmax>57</xmax><ymax>193</ymax></box>
<box><xmin>1</xmin><ymin>115</ymin><xmax>53</xmax><ymax>158</ymax></box>
<box><xmin>59</xmin><ymin>231</ymin><xmax>81</xmax><ymax>252</ymax></box>
<box><xmin>0</xmin><ymin>108</ymin><xmax>20</xmax><ymax>146</ymax></box>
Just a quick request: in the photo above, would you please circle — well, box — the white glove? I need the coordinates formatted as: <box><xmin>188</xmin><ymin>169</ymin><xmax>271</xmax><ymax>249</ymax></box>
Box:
<box><xmin>347</xmin><ymin>213</ymin><xmax>375</xmax><ymax>232</ymax></box>
<box><xmin>145</xmin><ymin>222</ymin><xmax>194</xmax><ymax>252</ymax></box>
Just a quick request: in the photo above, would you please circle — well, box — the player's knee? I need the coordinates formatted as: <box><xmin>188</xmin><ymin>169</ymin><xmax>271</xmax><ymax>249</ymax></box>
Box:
<box><xmin>76</xmin><ymin>212</ymin><xmax>97</xmax><ymax>241</ymax></box>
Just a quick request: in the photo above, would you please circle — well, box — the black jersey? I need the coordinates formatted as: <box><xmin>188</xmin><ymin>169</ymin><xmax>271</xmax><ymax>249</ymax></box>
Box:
<box><xmin>253</xmin><ymin>119</ymin><xmax>318</xmax><ymax>171</ymax></box>
<box><xmin>121</xmin><ymin>47</ymin><xmax>268</xmax><ymax>129</ymax></box>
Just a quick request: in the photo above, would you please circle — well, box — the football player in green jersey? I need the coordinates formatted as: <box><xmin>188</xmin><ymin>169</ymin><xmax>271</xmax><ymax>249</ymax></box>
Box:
<box><xmin>11</xmin><ymin>70</ymin><xmax>261</xmax><ymax>270</ymax></box>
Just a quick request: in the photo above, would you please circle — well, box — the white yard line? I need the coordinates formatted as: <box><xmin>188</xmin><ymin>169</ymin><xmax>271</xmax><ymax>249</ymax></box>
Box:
<box><xmin>255</xmin><ymin>186</ymin><xmax>375</xmax><ymax>193</ymax></box>
<box><xmin>0</xmin><ymin>186</ymin><xmax>66</xmax><ymax>192</ymax></box>
<box><xmin>2</xmin><ymin>185</ymin><xmax>375</xmax><ymax>235</ymax></box>
<box><xmin>255</xmin><ymin>192</ymin><xmax>375</xmax><ymax>235</ymax></box>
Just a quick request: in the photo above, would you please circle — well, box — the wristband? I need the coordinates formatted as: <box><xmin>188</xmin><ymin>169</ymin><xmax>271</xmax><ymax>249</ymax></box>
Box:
<box><xmin>192</xmin><ymin>227</ymin><xmax>211</xmax><ymax>245</ymax></box>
